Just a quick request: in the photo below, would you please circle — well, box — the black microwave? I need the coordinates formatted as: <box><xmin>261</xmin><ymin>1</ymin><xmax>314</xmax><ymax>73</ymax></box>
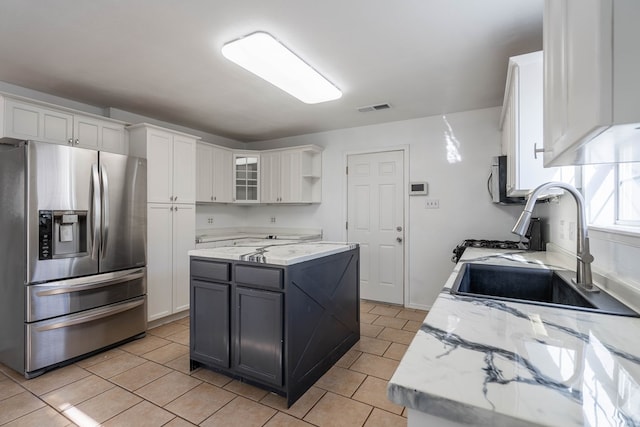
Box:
<box><xmin>490</xmin><ymin>156</ymin><xmax>526</xmax><ymax>205</ymax></box>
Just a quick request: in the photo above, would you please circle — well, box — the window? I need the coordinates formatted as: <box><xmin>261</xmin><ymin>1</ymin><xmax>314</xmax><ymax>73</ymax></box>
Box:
<box><xmin>618</xmin><ymin>162</ymin><xmax>640</xmax><ymax>225</ymax></box>
<box><xmin>584</xmin><ymin>162</ymin><xmax>640</xmax><ymax>229</ymax></box>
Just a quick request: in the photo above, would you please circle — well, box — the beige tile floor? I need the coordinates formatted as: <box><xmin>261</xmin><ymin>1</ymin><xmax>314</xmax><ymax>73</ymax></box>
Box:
<box><xmin>0</xmin><ymin>301</ymin><xmax>427</xmax><ymax>427</ymax></box>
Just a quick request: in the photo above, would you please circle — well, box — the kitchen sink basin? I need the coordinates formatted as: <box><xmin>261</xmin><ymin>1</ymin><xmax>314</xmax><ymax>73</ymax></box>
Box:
<box><xmin>451</xmin><ymin>263</ymin><xmax>639</xmax><ymax>317</ymax></box>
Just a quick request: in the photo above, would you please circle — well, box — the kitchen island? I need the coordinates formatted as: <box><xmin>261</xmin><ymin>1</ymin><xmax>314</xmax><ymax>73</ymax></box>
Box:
<box><xmin>388</xmin><ymin>247</ymin><xmax>640</xmax><ymax>426</ymax></box>
<box><xmin>188</xmin><ymin>240</ymin><xmax>360</xmax><ymax>407</ymax></box>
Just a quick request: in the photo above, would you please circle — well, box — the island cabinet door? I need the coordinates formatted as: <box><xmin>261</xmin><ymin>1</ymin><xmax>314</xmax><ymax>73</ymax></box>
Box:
<box><xmin>190</xmin><ymin>280</ymin><xmax>230</xmax><ymax>368</ymax></box>
<box><xmin>233</xmin><ymin>287</ymin><xmax>283</xmax><ymax>386</ymax></box>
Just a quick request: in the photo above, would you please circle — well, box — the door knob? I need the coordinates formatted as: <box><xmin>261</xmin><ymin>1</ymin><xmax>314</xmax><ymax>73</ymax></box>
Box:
<box><xmin>396</xmin><ymin>237</ymin><xmax>403</xmax><ymax>243</ymax></box>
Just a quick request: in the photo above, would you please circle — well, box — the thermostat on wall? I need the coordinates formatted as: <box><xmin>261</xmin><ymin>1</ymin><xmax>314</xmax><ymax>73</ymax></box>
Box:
<box><xmin>409</xmin><ymin>182</ymin><xmax>428</xmax><ymax>196</ymax></box>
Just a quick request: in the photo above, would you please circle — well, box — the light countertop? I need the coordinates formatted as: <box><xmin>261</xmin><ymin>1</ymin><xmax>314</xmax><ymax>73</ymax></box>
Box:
<box><xmin>195</xmin><ymin>227</ymin><xmax>322</xmax><ymax>244</ymax></box>
<box><xmin>387</xmin><ymin>247</ymin><xmax>640</xmax><ymax>426</ymax></box>
<box><xmin>189</xmin><ymin>240</ymin><xmax>358</xmax><ymax>266</ymax></box>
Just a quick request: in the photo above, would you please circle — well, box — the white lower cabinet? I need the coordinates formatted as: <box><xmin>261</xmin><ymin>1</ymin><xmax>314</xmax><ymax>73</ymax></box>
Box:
<box><xmin>147</xmin><ymin>203</ymin><xmax>195</xmax><ymax>321</ymax></box>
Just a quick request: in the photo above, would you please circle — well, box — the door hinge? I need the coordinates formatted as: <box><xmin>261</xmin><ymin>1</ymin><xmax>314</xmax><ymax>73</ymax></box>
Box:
<box><xmin>346</xmin><ymin>166</ymin><xmax>348</xmax><ymax>175</ymax></box>
<box><xmin>346</xmin><ymin>221</ymin><xmax>348</xmax><ymax>230</ymax></box>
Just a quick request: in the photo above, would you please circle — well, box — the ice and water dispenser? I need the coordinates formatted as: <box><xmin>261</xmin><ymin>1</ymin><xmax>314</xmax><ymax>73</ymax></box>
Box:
<box><xmin>38</xmin><ymin>210</ymin><xmax>88</xmax><ymax>260</ymax></box>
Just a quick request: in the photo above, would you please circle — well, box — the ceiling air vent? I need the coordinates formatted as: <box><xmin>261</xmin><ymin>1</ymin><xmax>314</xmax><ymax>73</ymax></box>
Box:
<box><xmin>357</xmin><ymin>103</ymin><xmax>391</xmax><ymax>113</ymax></box>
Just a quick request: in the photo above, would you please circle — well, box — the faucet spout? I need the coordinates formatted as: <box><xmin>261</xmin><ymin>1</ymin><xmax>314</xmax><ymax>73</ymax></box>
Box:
<box><xmin>511</xmin><ymin>182</ymin><xmax>596</xmax><ymax>291</ymax></box>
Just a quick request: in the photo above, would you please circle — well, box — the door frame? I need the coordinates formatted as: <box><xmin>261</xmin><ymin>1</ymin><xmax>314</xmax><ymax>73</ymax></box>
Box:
<box><xmin>343</xmin><ymin>146</ymin><xmax>410</xmax><ymax>307</ymax></box>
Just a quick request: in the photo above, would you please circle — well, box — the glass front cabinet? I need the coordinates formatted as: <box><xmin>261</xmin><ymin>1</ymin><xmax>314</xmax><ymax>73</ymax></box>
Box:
<box><xmin>233</xmin><ymin>153</ymin><xmax>260</xmax><ymax>203</ymax></box>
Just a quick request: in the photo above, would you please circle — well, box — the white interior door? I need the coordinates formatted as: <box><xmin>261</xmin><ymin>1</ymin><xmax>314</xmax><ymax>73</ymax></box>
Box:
<box><xmin>347</xmin><ymin>151</ymin><xmax>404</xmax><ymax>305</ymax></box>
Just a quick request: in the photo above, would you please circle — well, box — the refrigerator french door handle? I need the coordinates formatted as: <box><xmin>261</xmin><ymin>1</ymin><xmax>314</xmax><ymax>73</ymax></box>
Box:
<box><xmin>35</xmin><ymin>268</ymin><xmax>146</xmax><ymax>296</ymax></box>
<box><xmin>101</xmin><ymin>165</ymin><xmax>110</xmax><ymax>256</ymax></box>
<box><xmin>33</xmin><ymin>298</ymin><xmax>145</xmax><ymax>332</ymax></box>
<box><xmin>91</xmin><ymin>163</ymin><xmax>101</xmax><ymax>260</ymax></box>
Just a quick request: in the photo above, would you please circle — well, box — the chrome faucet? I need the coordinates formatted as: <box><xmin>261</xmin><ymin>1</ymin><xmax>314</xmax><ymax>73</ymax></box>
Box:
<box><xmin>512</xmin><ymin>181</ymin><xmax>596</xmax><ymax>291</ymax></box>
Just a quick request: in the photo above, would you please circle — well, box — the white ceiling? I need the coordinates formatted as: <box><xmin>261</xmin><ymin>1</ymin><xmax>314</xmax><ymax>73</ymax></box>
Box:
<box><xmin>0</xmin><ymin>0</ymin><xmax>543</xmax><ymax>142</ymax></box>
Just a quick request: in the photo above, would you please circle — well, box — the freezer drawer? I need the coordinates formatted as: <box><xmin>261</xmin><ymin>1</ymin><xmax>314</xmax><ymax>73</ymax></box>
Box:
<box><xmin>27</xmin><ymin>268</ymin><xmax>146</xmax><ymax>322</ymax></box>
<box><xmin>26</xmin><ymin>296</ymin><xmax>146</xmax><ymax>374</ymax></box>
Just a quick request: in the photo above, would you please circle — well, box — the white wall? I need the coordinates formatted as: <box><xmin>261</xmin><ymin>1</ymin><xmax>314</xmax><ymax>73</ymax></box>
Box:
<box><xmin>240</xmin><ymin>107</ymin><xmax>524</xmax><ymax>309</ymax></box>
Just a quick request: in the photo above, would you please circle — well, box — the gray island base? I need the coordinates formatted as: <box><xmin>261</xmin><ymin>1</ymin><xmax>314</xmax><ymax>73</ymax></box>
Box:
<box><xmin>189</xmin><ymin>245</ymin><xmax>360</xmax><ymax>407</ymax></box>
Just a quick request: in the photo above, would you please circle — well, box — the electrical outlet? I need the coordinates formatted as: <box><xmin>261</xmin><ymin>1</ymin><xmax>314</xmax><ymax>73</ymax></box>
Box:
<box><xmin>270</xmin><ymin>217</ymin><xmax>276</xmax><ymax>223</ymax></box>
<box><xmin>425</xmin><ymin>199</ymin><xmax>440</xmax><ymax>209</ymax></box>
<box><xmin>207</xmin><ymin>217</ymin><xmax>214</xmax><ymax>224</ymax></box>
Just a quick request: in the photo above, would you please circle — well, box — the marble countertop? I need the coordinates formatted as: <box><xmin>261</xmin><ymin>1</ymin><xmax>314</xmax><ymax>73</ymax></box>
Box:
<box><xmin>189</xmin><ymin>240</ymin><xmax>358</xmax><ymax>266</ymax></box>
<box><xmin>388</xmin><ymin>248</ymin><xmax>640</xmax><ymax>426</ymax></box>
<box><xmin>195</xmin><ymin>227</ymin><xmax>322</xmax><ymax>244</ymax></box>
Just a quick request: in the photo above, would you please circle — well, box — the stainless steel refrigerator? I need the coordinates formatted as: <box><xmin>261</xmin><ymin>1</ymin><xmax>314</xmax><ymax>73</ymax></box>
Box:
<box><xmin>0</xmin><ymin>140</ymin><xmax>147</xmax><ymax>378</ymax></box>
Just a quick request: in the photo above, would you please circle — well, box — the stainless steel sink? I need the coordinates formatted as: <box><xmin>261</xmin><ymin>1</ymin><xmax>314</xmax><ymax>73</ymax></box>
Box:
<box><xmin>451</xmin><ymin>263</ymin><xmax>639</xmax><ymax>317</ymax></box>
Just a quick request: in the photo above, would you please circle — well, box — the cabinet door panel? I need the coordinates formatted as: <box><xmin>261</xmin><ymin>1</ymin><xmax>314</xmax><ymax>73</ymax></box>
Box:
<box><xmin>234</xmin><ymin>287</ymin><xmax>283</xmax><ymax>386</ymax></box>
<box><xmin>5</xmin><ymin>100</ymin><xmax>40</xmax><ymax>139</ymax></box>
<box><xmin>101</xmin><ymin>123</ymin><xmax>127</xmax><ymax>154</ymax></box>
<box><xmin>173</xmin><ymin>204</ymin><xmax>195</xmax><ymax>313</ymax></box>
<box><xmin>261</xmin><ymin>152</ymin><xmax>280</xmax><ymax>203</ymax></box>
<box><xmin>147</xmin><ymin>131</ymin><xmax>173</xmax><ymax>203</ymax></box>
<box><xmin>42</xmin><ymin>111</ymin><xmax>74</xmax><ymax>145</ymax></box>
<box><xmin>281</xmin><ymin>150</ymin><xmax>302</xmax><ymax>202</ymax></box>
<box><xmin>233</xmin><ymin>154</ymin><xmax>260</xmax><ymax>203</ymax></box>
<box><xmin>191</xmin><ymin>280</ymin><xmax>230</xmax><ymax>367</ymax></box>
<box><xmin>196</xmin><ymin>143</ymin><xmax>214</xmax><ymax>202</ymax></box>
<box><xmin>74</xmin><ymin>116</ymin><xmax>100</xmax><ymax>150</ymax></box>
<box><xmin>213</xmin><ymin>147</ymin><xmax>233</xmax><ymax>203</ymax></box>
<box><xmin>147</xmin><ymin>204</ymin><xmax>173</xmax><ymax>321</ymax></box>
<box><xmin>173</xmin><ymin>136</ymin><xmax>196</xmax><ymax>204</ymax></box>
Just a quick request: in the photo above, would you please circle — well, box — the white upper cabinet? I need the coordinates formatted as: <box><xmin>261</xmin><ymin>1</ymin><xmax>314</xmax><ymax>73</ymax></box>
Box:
<box><xmin>261</xmin><ymin>151</ymin><xmax>282</xmax><ymax>203</ymax></box>
<box><xmin>543</xmin><ymin>0</ymin><xmax>640</xmax><ymax>166</ymax></box>
<box><xmin>233</xmin><ymin>152</ymin><xmax>260</xmax><ymax>203</ymax></box>
<box><xmin>500</xmin><ymin>51</ymin><xmax>561</xmax><ymax>197</ymax></box>
<box><xmin>128</xmin><ymin>123</ymin><xmax>198</xmax><ymax>204</ymax></box>
<box><xmin>1</xmin><ymin>95</ymin><xmax>127</xmax><ymax>154</ymax></box>
<box><xmin>196</xmin><ymin>142</ymin><xmax>233</xmax><ymax>203</ymax></box>
<box><xmin>260</xmin><ymin>146</ymin><xmax>322</xmax><ymax>204</ymax></box>
<box><xmin>196</xmin><ymin>143</ymin><xmax>214</xmax><ymax>202</ymax></box>
<box><xmin>73</xmin><ymin>114</ymin><xmax>127</xmax><ymax>153</ymax></box>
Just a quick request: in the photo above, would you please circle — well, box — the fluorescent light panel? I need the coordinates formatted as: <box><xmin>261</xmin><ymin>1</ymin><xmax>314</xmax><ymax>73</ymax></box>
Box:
<box><xmin>222</xmin><ymin>32</ymin><xmax>342</xmax><ymax>104</ymax></box>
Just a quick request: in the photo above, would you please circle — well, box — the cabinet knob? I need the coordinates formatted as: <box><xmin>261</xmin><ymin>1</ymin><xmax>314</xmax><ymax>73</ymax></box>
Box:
<box><xmin>68</xmin><ymin>138</ymin><xmax>73</xmax><ymax>145</ymax></box>
<box><xmin>174</xmin><ymin>196</ymin><xmax>178</xmax><ymax>201</ymax></box>
<box><xmin>214</xmin><ymin>196</ymin><xmax>216</xmax><ymax>201</ymax></box>
<box><xmin>175</xmin><ymin>206</ymin><xmax>178</xmax><ymax>211</ymax></box>
<box><xmin>169</xmin><ymin>196</ymin><xmax>174</xmax><ymax>201</ymax></box>
<box><xmin>75</xmin><ymin>139</ymin><xmax>79</xmax><ymax>145</ymax></box>
<box><xmin>211</xmin><ymin>196</ymin><xmax>214</xmax><ymax>201</ymax></box>
<box><xmin>396</xmin><ymin>237</ymin><xmax>403</xmax><ymax>243</ymax></box>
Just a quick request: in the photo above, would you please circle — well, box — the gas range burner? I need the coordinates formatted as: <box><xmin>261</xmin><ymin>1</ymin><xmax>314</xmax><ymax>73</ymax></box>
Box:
<box><xmin>463</xmin><ymin>239</ymin><xmax>521</xmax><ymax>249</ymax></box>
<box><xmin>451</xmin><ymin>239</ymin><xmax>523</xmax><ymax>263</ymax></box>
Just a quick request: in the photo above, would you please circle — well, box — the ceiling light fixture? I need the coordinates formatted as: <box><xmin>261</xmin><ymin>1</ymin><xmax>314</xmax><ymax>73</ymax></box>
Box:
<box><xmin>221</xmin><ymin>32</ymin><xmax>342</xmax><ymax>104</ymax></box>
